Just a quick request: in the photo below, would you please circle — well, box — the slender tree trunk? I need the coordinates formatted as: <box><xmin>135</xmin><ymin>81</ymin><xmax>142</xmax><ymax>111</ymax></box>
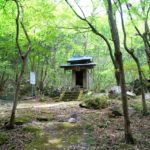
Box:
<box><xmin>115</xmin><ymin>52</ymin><xmax>134</xmax><ymax>143</ymax></box>
<box><xmin>7</xmin><ymin>58</ymin><xmax>27</xmax><ymax>129</ymax></box>
<box><xmin>6</xmin><ymin>0</ymin><xmax>31</xmax><ymax>129</ymax></box>
<box><xmin>107</xmin><ymin>0</ymin><xmax>134</xmax><ymax>143</ymax></box>
<box><xmin>137</xmin><ymin>62</ymin><xmax>147</xmax><ymax>114</ymax></box>
<box><xmin>115</xmin><ymin>67</ymin><xmax>120</xmax><ymax>86</ymax></box>
<box><xmin>143</xmin><ymin>38</ymin><xmax>150</xmax><ymax>74</ymax></box>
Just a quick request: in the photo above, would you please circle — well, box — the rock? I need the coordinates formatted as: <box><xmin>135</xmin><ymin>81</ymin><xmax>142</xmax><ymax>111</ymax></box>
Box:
<box><xmin>68</xmin><ymin>117</ymin><xmax>76</xmax><ymax>123</ymax></box>
<box><xmin>108</xmin><ymin>86</ymin><xmax>121</xmax><ymax>99</ymax></box>
<box><xmin>109</xmin><ymin>106</ymin><xmax>122</xmax><ymax>117</ymax></box>
<box><xmin>145</xmin><ymin>93</ymin><xmax>150</xmax><ymax>100</ymax></box>
<box><xmin>126</xmin><ymin>91</ymin><xmax>136</xmax><ymax>98</ymax></box>
<box><xmin>67</xmin><ymin>113</ymin><xmax>78</xmax><ymax>123</ymax></box>
<box><xmin>128</xmin><ymin>107</ymin><xmax>136</xmax><ymax>116</ymax></box>
<box><xmin>36</xmin><ymin>117</ymin><xmax>48</xmax><ymax>122</ymax></box>
<box><xmin>79</xmin><ymin>102</ymin><xmax>87</xmax><ymax>108</ymax></box>
<box><xmin>70</xmin><ymin>113</ymin><xmax>78</xmax><ymax>119</ymax></box>
<box><xmin>110</xmin><ymin>86</ymin><xmax>121</xmax><ymax>94</ymax></box>
<box><xmin>111</xmin><ymin>109</ymin><xmax>122</xmax><ymax>117</ymax></box>
<box><xmin>129</xmin><ymin>79</ymin><xmax>150</xmax><ymax>95</ymax></box>
<box><xmin>15</xmin><ymin>121</ymin><xmax>24</xmax><ymax>125</ymax></box>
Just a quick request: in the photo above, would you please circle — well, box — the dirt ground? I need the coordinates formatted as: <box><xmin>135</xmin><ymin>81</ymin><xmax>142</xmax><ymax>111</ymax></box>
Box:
<box><xmin>0</xmin><ymin>98</ymin><xmax>150</xmax><ymax>150</ymax></box>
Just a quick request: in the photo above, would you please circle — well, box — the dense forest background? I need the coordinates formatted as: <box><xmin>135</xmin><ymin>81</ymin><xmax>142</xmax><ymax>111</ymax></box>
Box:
<box><xmin>0</xmin><ymin>0</ymin><xmax>149</xmax><ymax>96</ymax></box>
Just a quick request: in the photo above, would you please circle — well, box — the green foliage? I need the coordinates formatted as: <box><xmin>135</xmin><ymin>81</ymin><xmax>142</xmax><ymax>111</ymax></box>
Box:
<box><xmin>0</xmin><ymin>132</ymin><xmax>7</xmax><ymax>145</ymax></box>
<box><xmin>130</xmin><ymin>102</ymin><xmax>142</xmax><ymax>111</ymax></box>
<box><xmin>0</xmin><ymin>0</ymin><xmax>150</xmax><ymax>94</ymax></box>
<box><xmin>83</xmin><ymin>96</ymin><xmax>108</xmax><ymax>109</ymax></box>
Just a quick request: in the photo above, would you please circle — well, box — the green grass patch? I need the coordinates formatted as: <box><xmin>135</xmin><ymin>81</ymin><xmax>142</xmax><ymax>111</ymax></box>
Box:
<box><xmin>23</xmin><ymin>125</ymin><xmax>41</xmax><ymax>133</ymax></box>
<box><xmin>0</xmin><ymin>132</ymin><xmax>8</xmax><ymax>145</ymax></box>
<box><xmin>24</xmin><ymin>133</ymin><xmax>48</xmax><ymax>150</ymax></box>
<box><xmin>119</xmin><ymin>143</ymin><xmax>134</xmax><ymax>149</ymax></box>
<box><xmin>15</xmin><ymin>115</ymin><xmax>32</xmax><ymax>125</ymax></box>
<box><xmin>84</xmin><ymin>124</ymin><xmax>94</xmax><ymax>131</ymax></box>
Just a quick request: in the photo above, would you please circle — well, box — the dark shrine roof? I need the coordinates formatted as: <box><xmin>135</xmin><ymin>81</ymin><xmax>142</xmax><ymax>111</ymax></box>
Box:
<box><xmin>67</xmin><ymin>56</ymin><xmax>92</xmax><ymax>63</ymax></box>
<box><xmin>60</xmin><ymin>62</ymin><xmax>96</xmax><ymax>68</ymax></box>
<box><xmin>60</xmin><ymin>55</ymin><xmax>96</xmax><ymax>70</ymax></box>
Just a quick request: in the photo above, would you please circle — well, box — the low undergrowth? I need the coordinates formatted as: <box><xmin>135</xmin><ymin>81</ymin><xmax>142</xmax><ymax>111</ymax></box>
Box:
<box><xmin>23</xmin><ymin>125</ymin><xmax>41</xmax><ymax>133</ymax></box>
<box><xmin>0</xmin><ymin>132</ymin><xmax>7</xmax><ymax>145</ymax></box>
<box><xmin>81</xmin><ymin>95</ymin><xmax>108</xmax><ymax>109</ymax></box>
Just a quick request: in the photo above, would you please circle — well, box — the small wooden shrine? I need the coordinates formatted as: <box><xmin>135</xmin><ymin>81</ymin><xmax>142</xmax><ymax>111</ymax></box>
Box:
<box><xmin>60</xmin><ymin>56</ymin><xmax>96</xmax><ymax>89</ymax></box>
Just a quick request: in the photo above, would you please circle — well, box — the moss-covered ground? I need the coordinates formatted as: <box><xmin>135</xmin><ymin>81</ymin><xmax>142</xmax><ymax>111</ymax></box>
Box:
<box><xmin>0</xmin><ymin>97</ymin><xmax>149</xmax><ymax>150</ymax></box>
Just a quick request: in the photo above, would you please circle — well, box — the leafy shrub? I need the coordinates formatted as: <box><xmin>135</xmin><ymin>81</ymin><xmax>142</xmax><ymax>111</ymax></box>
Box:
<box><xmin>39</xmin><ymin>96</ymin><xmax>47</xmax><ymax>102</ymax></box>
<box><xmin>130</xmin><ymin>102</ymin><xmax>142</xmax><ymax>111</ymax></box>
<box><xmin>83</xmin><ymin>96</ymin><xmax>108</xmax><ymax>109</ymax></box>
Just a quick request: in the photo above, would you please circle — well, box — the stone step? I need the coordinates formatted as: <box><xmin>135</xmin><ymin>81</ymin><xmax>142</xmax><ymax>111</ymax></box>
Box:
<box><xmin>60</xmin><ymin>91</ymin><xmax>81</xmax><ymax>101</ymax></box>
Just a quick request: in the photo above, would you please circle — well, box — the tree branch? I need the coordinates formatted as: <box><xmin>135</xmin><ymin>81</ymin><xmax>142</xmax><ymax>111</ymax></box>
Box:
<box><xmin>65</xmin><ymin>0</ymin><xmax>117</xmax><ymax>68</ymax></box>
<box><xmin>14</xmin><ymin>0</ymin><xmax>22</xmax><ymax>57</ymax></box>
<box><xmin>126</xmin><ymin>1</ymin><xmax>143</xmax><ymax>38</ymax></box>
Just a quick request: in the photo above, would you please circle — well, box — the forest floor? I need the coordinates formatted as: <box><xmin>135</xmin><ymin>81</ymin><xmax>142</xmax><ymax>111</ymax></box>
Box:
<box><xmin>0</xmin><ymin>97</ymin><xmax>150</xmax><ymax>150</ymax></box>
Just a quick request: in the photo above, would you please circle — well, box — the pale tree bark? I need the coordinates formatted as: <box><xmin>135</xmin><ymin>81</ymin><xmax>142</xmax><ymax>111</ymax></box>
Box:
<box><xmin>107</xmin><ymin>0</ymin><xmax>134</xmax><ymax>144</ymax></box>
<box><xmin>6</xmin><ymin>0</ymin><xmax>31</xmax><ymax>129</ymax></box>
<box><xmin>118</xmin><ymin>0</ymin><xmax>148</xmax><ymax>115</ymax></box>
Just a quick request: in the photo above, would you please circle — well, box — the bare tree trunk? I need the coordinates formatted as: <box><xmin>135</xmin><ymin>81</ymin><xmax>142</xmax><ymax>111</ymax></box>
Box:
<box><xmin>107</xmin><ymin>0</ymin><xmax>134</xmax><ymax>143</ymax></box>
<box><xmin>137</xmin><ymin>62</ymin><xmax>147</xmax><ymax>114</ymax></box>
<box><xmin>8</xmin><ymin>59</ymin><xmax>26</xmax><ymax>128</ymax></box>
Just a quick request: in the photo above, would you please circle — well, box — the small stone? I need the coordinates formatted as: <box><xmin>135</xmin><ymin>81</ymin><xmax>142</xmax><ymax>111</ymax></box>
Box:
<box><xmin>108</xmin><ymin>86</ymin><xmax>121</xmax><ymax>99</ymax></box>
<box><xmin>126</xmin><ymin>91</ymin><xmax>136</xmax><ymax>98</ymax></box>
<box><xmin>68</xmin><ymin>117</ymin><xmax>76</xmax><ymax>123</ymax></box>
<box><xmin>109</xmin><ymin>106</ymin><xmax>122</xmax><ymax>117</ymax></box>
<box><xmin>70</xmin><ymin>113</ymin><xmax>77</xmax><ymax>119</ymax></box>
<box><xmin>145</xmin><ymin>93</ymin><xmax>150</xmax><ymax>100</ymax></box>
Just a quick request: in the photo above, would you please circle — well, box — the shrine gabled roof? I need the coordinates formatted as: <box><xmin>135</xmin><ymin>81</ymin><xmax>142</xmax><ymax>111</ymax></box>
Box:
<box><xmin>67</xmin><ymin>56</ymin><xmax>92</xmax><ymax>62</ymax></box>
<box><xmin>60</xmin><ymin>62</ymin><xmax>96</xmax><ymax>69</ymax></box>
